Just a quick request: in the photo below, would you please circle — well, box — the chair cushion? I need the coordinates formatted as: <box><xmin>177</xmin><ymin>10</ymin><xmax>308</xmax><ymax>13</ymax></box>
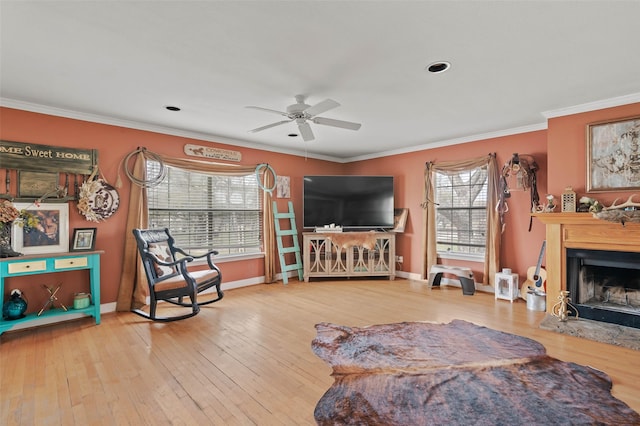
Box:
<box><xmin>153</xmin><ymin>268</ymin><xmax>220</xmax><ymax>293</ymax></box>
<box><xmin>191</xmin><ymin>269</ymin><xmax>221</xmax><ymax>285</ymax></box>
<box><xmin>154</xmin><ymin>275</ymin><xmax>190</xmax><ymax>292</ymax></box>
<box><xmin>148</xmin><ymin>242</ymin><xmax>176</xmax><ymax>277</ymax></box>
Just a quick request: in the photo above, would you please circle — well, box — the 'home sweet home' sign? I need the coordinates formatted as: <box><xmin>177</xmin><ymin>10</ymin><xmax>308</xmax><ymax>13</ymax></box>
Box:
<box><xmin>0</xmin><ymin>140</ymin><xmax>98</xmax><ymax>174</ymax></box>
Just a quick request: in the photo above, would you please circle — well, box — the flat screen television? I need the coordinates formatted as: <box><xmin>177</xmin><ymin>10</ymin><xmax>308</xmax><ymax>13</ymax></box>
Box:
<box><xmin>303</xmin><ymin>175</ymin><xmax>395</xmax><ymax>230</ymax></box>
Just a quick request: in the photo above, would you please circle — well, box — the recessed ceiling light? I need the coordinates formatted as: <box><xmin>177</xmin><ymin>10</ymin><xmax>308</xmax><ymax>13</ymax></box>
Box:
<box><xmin>288</xmin><ymin>133</ymin><xmax>298</xmax><ymax>137</ymax></box>
<box><xmin>426</xmin><ymin>61</ymin><xmax>451</xmax><ymax>73</ymax></box>
<box><xmin>165</xmin><ymin>106</ymin><xmax>181</xmax><ymax>111</ymax></box>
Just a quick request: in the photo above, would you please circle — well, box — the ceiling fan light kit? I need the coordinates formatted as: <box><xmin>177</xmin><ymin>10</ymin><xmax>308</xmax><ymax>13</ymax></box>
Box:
<box><xmin>246</xmin><ymin>95</ymin><xmax>361</xmax><ymax>142</ymax></box>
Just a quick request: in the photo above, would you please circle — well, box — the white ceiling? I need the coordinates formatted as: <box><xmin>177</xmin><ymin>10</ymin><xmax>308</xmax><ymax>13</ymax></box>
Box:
<box><xmin>2</xmin><ymin>1</ymin><xmax>640</xmax><ymax>162</ymax></box>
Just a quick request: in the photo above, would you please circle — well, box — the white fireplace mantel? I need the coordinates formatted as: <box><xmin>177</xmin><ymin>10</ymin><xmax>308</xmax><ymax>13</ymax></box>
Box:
<box><xmin>532</xmin><ymin>213</ymin><xmax>640</xmax><ymax>314</ymax></box>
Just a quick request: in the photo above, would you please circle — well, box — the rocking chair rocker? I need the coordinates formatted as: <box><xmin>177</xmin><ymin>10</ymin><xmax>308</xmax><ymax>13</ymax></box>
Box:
<box><xmin>132</xmin><ymin>228</ymin><xmax>223</xmax><ymax>321</ymax></box>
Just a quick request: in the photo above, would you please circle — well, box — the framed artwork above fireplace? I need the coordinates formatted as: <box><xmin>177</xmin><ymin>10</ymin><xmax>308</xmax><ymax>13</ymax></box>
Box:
<box><xmin>586</xmin><ymin>115</ymin><xmax>640</xmax><ymax>192</ymax></box>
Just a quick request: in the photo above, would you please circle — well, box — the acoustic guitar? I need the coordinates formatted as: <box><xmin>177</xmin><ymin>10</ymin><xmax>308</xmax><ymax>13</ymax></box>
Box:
<box><xmin>520</xmin><ymin>241</ymin><xmax>547</xmax><ymax>300</ymax></box>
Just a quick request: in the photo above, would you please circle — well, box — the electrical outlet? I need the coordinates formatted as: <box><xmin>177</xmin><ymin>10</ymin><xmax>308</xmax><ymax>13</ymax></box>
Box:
<box><xmin>396</xmin><ymin>255</ymin><xmax>403</xmax><ymax>263</ymax></box>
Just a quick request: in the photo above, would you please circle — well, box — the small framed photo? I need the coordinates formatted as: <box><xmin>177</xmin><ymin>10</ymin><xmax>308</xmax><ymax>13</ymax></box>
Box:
<box><xmin>70</xmin><ymin>228</ymin><xmax>97</xmax><ymax>251</ymax></box>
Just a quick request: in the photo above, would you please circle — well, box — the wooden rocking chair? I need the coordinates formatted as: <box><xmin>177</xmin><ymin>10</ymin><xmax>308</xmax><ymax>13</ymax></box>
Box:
<box><xmin>132</xmin><ymin>228</ymin><xmax>223</xmax><ymax>321</ymax></box>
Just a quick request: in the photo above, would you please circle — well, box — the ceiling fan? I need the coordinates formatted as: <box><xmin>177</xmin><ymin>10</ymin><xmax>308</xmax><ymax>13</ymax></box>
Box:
<box><xmin>246</xmin><ymin>95</ymin><xmax>361</xmax><ymax>142</ymax></box>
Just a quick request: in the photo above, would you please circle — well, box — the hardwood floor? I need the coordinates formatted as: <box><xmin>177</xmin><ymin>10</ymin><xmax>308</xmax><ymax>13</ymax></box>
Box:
<box><xmin>1</xmin><ymin>279</ymin><xmax>639</xmax><ymax>425</ymax></box>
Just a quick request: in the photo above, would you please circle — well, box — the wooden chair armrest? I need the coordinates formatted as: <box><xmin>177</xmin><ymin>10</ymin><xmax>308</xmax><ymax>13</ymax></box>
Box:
<box><xmin>203</xmin><ymin>251</ymin><xmax>220</xmax><ymax>270</ymax></box>
<box><xmin>148</xmin><ymin>252</ymin><xmax>193</xmax><ymax>269</ymax></box>
<box><xmin>175</xmin><ymin>248</ymin><xmax>218</xmax><ymax>258</ymax></box>
<box><xmin>175</xmin><ymin>248</ymin><xmax>220</xmax><ymax>270</ymax></box>
<box><xmin>173</xmin><ymin>247</ymin><xmax>191</xmax><ymax>258</ymax></box>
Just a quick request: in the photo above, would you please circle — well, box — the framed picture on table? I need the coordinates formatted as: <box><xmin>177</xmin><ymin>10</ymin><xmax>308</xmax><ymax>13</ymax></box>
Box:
<box><xmin>71</xmin><ymin>227</ymin><xmax>97</xmax><ymax>251</ymax></box>
<box><xmin>11</xmin><ymin>202</ymin><xmax>69</xmax><ymax>255</ymax></box>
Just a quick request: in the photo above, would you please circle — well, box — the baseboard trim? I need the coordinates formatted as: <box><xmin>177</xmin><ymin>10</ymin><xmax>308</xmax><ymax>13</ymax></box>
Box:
<box><xmin>56</xmin><ymin>272</ymin><xmax>496</xmax><ymax>319</ymax></box>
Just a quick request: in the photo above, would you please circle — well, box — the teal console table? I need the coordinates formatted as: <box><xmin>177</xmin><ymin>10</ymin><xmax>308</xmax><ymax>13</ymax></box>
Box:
<box><xmin>0</xmin><ymin>251</ymin><xmax>102</xmax><ymax>336</ymax></box>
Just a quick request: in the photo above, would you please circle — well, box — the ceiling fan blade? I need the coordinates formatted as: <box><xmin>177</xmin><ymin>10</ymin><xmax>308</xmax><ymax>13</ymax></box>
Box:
<box><xmin>312</xmin><ymin>116</ymin><xmax>361</xmax><ymax>131</ymax></box>
<box><xmin>245</xmin><ymin>106</ymin><xmax>290</xmax><ymax>117</ymax></box>
<box><xmin>298</xmin><ymin>121</ymin><xmax>315</xmax><ymax>142</ymax></box>
<box><xmin>249</xmin><ymin>119</ymin><xmax>292</xmax><ymax>133</ymax></box>
<box><xmin>304</xmin><ymin>99</ymin><xmax>340</xmax><ymax>117</ymax></box>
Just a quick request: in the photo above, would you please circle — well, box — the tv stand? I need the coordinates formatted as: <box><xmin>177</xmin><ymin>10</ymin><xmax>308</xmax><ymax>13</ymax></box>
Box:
<box><xmin>303</xmin><ymin>232</ymin><xmax>395</xmax><ymax>281</ymax></box>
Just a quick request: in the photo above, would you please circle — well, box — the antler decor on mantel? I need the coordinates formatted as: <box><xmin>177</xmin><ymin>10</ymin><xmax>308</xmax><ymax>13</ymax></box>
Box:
<box><xmin>593</xmin><ymin>194</ymin><xmax>640</xmax><ymax>225</ymax></box>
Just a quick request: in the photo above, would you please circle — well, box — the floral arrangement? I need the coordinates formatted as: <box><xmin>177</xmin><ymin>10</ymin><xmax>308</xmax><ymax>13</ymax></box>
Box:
<box><xmin>0</xmin><ymin>200</ymin><xmax>20</xmax><ymax>224</ymax></box>
<box><xmin>77</xmin><ymin>179</ymin><xmax>102</xmax><ymax>222</ymax></box>
<box><xmin>0</xmin><ymin>200</ymin><xmax>40</xmax><ymax>232</ymax></box>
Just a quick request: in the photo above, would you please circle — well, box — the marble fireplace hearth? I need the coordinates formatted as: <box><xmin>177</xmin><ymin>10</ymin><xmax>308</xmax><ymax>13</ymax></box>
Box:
<box><xmin>539</xmin><ymin>314</ymin><xmax>640</xmax><ymax>350</ymax></box>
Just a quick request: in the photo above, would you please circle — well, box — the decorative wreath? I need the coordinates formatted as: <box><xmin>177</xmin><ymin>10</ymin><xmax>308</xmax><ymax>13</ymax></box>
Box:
<box><xmin>77</xmin><ymin>170</ymin><xmax>120</xmax><ymax>222</ymax></box>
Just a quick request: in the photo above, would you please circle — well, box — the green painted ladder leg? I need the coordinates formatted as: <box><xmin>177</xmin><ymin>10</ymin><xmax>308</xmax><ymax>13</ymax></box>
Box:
<box><xmin>273</xmin><ymin>201</ymin><xmax>303</xmax><ymax>284</ymax></box>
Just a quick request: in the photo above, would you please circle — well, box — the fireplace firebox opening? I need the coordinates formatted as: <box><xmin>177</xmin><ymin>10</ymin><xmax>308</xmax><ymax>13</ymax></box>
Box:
<box><xmin>566</xmin><ymin>248</ymin><xmax>640</xmax><ymax>329</ymax></box>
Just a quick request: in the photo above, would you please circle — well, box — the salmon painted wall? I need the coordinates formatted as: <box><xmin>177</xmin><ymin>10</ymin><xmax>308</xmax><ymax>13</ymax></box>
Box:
<box><xmin>350</xmin><ymin>102</ymin><xmax>640</xmax><ymax>285</ymax></box>
<box><xmin>547</xmin><ymin>102</ymin><xmax>640</xmax><ymax>206</ymax></box>
<box><xmin>349</xmin><ymin>130</ymin><xmax>548</xmax><ymax>285</ymax></box>
<box><xmin>2</xmin><ymin>101</ymin><xmax>638</xmax><ymax>308</ymax></box>
<box><xmin>0</xmin><ymin>107</ymin><xmax>346</xmax><ymax>309</ymax></box>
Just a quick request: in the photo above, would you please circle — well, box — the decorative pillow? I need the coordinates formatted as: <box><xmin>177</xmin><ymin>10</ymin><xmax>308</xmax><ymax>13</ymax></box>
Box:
<box><xmin>148</xmin><ymin>242</ymin><xmax>176</xmax><ymax>277</ymax></box>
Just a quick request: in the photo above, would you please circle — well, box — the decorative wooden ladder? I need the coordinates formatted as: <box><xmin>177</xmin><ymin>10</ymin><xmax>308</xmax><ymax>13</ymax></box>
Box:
<box><xmin>273</xmin><ymin>201</ymin><xmax>303</xmax><ymax>284</ymax></box>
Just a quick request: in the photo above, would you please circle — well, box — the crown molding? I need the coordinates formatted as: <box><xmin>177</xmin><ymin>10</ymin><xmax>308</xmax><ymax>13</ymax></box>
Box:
<box><xmin>4</xmin><ymin>93</ymin><xmax>639</xmax><ymax>164</ymax></box>
<box><xmin>541</xmin><ymin>93</ymin><xmax>640</xmax><ymax>119</ymax></box>
<box><xmin>0</xmin><ymin>98</ymin><xmax>342</xmax><ymax>163</ymax></box>
<box><xmin>346</xmin><ymin>122</ymin><xmax>548</xmax><ymax>162</ymax></box>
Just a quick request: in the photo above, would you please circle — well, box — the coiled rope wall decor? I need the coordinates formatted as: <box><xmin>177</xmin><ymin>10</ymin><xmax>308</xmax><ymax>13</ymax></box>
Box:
<box><xmin>120</xmin><ymin>147</ymin><xmax>167</xmax><ymax>188</ymax></box>
<box><xmin>255</xmin><ymin>163</ymin><xmax>277</xmax><ymax>195</ymax></box>
<box><xmin>119</xmin><ymin>149</ymin><xmax>277</xmax><ymax>196</ymax></box>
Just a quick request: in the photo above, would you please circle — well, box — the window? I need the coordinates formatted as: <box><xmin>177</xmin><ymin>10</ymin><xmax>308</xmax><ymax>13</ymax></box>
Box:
<box><xmin>434</xmin><ymin>166</ymin><xmax>488</xmax><ymax>257</ymax></box>
<box><xmin>146</xmin><ymin>161</ymin><xmax>262</xmax><ymax>257</ymax></box>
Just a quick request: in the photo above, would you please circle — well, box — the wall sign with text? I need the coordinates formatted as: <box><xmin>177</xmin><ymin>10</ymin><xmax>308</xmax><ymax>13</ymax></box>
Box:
<box><xmin>0</xmin><ymin>140</ymin><xmax>98</xmax><ymax>174</ymax></box>
<box><xmin>184</xmin><ymin>144</ymin><xmax>242</xmax><ymax>162</ymax></box>
<box><xmin>0</xmin><ymin>140</ymin><xmax>98</xmax><ymax>201</ymax></box>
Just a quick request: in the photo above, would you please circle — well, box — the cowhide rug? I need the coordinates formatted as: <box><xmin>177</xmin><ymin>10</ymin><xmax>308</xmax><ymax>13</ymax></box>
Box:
<box><xmin>311</xmin><ymin>320</ymin><xmax>640</xmax><ymax>425</ymax></box>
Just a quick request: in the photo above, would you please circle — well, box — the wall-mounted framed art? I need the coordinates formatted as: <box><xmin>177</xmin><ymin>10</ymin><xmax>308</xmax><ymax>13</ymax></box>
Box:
<box><xmin>70</xmin><ymin>227</ymin><xmax>97</xmax><ymax>252</ymax></box>
<box><xmin>587</xmin><ymin>115</ymin><xmax>640</xmax><ymax>192</ymax></box>
<box><xmin>276</xmin><ymin>175</ymin><xmax>290</xmax><ymax>198</ymax></box>
<box><xmin>11</xmin><ymin>202</ymin><xmax>69</xmax><ymax>255</ymax></box>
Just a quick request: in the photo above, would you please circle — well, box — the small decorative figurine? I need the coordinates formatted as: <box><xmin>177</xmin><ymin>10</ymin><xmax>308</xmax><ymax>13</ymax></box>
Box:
<box><xmin>545</xmin><ymin>194</ymin><xmax>556</xmax><ymax>212</ymax></box>
<box><xmin>578</xmin><ymin>196</ymin><xmax>603</xmax><ymax>213</ymax></box>
<box><xmin>551</xmin><ymin>290</ymin><xmax>579</xmax><ymax>321</ymax></box>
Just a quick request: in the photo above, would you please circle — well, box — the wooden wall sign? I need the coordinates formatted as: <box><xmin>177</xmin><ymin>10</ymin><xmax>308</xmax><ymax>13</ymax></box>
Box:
<box><xmin>17</xmin><ymin>171</ymin><xmax>59</xmax><ymax>198</ymax></box>
<box><xmin>0</xmin><ymin>140</ymin><xmax>98</xmax><ymax>174</ymax></box>
<box><xmin>184</xmin><ymin>143</ymin><xmax>242</xmax><ymax>162</ymax></box>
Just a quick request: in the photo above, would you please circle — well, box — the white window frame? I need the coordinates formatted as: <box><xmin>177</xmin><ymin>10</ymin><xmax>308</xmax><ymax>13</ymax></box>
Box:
<box><xmin>434</xmin><ymin>166</ymin><xmax>488</xmax><ymax>262</ymax></box>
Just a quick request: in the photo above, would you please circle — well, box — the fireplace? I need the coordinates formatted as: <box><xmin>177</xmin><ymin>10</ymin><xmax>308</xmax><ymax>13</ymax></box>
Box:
<box><xmin>566</xmin><ymin>248</ymin><xmax>640</xmax><ymax>329</ymax></box>
<box><xmin>533</xmin><ymin>212</ymin><xmax>640</xmax><ymax>326</ymax></box>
